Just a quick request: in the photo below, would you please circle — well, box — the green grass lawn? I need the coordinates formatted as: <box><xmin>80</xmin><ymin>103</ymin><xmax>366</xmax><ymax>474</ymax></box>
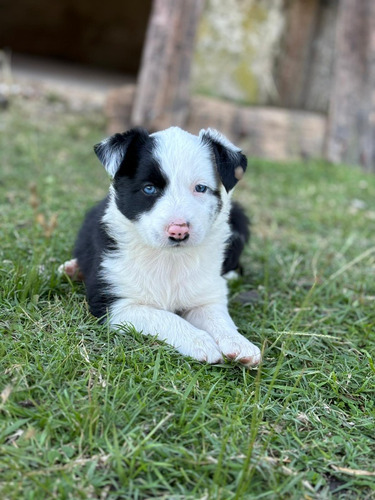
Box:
<box><xmin>1</xmin><ymin>95</ymin><xmax>375</xmax><ymax>499</ymax></box>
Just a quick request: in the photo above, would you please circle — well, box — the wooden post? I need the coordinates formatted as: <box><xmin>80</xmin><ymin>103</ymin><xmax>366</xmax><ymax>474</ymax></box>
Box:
<box><xmin>361</xmin><ymin>0</ymin><xmax>375</xmax><ymax>171</ymax></box>
<box><xmin>131</xmin><ymin>0</ymin><xmax>205</xmax><ymax>131</ymax></box>
<box><xmin>276</xmin><ymin>0</ymin><xmax>320</xmax><ymax>109</ymax></box>
<box><xmin>326</xmin><ymin>0</ymin><xmax>375</xmax><ymax>172</ymax></box>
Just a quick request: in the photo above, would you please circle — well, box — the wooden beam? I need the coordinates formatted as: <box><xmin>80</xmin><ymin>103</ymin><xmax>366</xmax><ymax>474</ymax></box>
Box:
<box><xmin>187</xmin><ymin>96</ymin><xmax>326</xmax><ymax>162</ymax></box>
<box><xmin>276</xmin><ymin>0</ymin><xmax>320</xmax><ymax>109</ymax></box>
<box><xmin>326</xmin><ymin>0</ymin><xmax>375</xmax><ymax>171</ymax></box>
<box><xmin>131</xmin><ymin>0</ymin><xmax>204</xmax><ymax>131</ymax></box>
<box><xmin>107</xmin><ymin>85</ymin><xmax>326</xmax><ymax>162</ymax></box>
<box><xmin>361</xmin><ymin>0</ymin><xmax>375</xmax><ymax>171</ymax></box>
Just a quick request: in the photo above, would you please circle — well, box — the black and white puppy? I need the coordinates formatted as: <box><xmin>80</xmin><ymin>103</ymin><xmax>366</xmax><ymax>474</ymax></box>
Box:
<box><xmin>62</xmin><ymin>127</ymin><xmax>261</xmax><ymax>366</ymax></box>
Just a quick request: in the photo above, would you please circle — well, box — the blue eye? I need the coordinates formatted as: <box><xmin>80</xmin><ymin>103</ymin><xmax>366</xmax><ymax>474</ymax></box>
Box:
<box><xmin>195</xmin><ymin>184</ymin><xmax>208</xmax><ymax>193</ymax></box>
<box><xmin>143</xmin><ymin>185</ymin><xmax>157</xmax><ymax>195</ymax></box>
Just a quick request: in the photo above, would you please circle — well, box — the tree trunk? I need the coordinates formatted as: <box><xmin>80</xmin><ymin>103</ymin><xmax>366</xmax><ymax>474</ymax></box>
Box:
<box><xmin>326</xmin><ymin>0</ymin><xmax>375</xmax><ymax>171</ymax></box>
<box><xmin>131</xmin><ymin>0</ymin><xmax>205</xmax><ymax>131</ymax></box>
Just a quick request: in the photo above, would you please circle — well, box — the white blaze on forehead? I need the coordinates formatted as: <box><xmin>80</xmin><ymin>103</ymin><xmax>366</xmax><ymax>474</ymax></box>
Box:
<box><xmin>150</xmin><ymin>127</ymin><xmax>217</xmax><ymax>188</ymax></box>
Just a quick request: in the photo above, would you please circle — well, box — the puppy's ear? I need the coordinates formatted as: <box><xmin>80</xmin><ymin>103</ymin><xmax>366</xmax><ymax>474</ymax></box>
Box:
<box><xmin>199</xmin><ymin>128</ymin><xmax>247</xmax><ymax>192</ymax></box>
<box><xmin>94</xmin><ymin>127</ymin><xmax>150</xmax><ymax>178</ymax></box>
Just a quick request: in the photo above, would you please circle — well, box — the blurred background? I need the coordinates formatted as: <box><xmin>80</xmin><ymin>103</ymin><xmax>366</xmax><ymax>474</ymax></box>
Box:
<box><xmin>1</xmin><ymin>0</ymin><xmax>374</xmax><ymax>171</ymax></box>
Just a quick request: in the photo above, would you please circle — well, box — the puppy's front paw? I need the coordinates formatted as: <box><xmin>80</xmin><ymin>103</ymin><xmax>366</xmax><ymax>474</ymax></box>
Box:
<box><xmin>179</xmin><ymin>333</ymin><xmax>223</xmax><ymax>364</ymax></box>
<box><xmin>217</xmin><ymin>334</ymin><xmax>261</xmax><ymax>367</ymax></box>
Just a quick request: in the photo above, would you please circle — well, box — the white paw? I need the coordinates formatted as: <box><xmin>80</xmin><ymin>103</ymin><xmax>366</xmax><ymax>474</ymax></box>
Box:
<box><xmin>178</xmin><ymin>333</ymin><xmax>223</xmax><ymax>364</ymax></box>
<box><xmin>216</xmin><ymin>333</ymin><xmax>261</xmax><ymax>367</ymax></box>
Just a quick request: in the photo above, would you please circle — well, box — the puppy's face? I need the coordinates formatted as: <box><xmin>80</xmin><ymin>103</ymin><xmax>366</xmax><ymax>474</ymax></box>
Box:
<box><xmin>94</xmin><ymin>127</ymin><xmax>247</xmax><ymax>248</ymax></box>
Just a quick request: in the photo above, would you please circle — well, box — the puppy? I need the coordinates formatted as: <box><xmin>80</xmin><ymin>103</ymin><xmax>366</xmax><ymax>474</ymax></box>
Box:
<box><xmin>62</xmin><ymin>127</ymin><xmax>261</xmax><ymax>366</ymax></box>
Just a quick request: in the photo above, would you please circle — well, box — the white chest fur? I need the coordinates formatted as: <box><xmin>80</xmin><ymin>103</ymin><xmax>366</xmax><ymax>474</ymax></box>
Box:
<box><xmin>100</xmin><ymin>216</ymin><xmax>230</xmax><ymax>313</ymax></box>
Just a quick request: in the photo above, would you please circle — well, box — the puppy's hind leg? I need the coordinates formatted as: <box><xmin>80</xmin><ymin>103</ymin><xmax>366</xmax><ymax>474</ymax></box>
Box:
<box><xmin>58</xmin><ymin>258</ymin><xmax>84</xmax><ymax>281</ymax></box>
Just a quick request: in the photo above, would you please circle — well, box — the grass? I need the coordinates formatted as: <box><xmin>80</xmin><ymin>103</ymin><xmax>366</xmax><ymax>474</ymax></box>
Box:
<box><xmin>1</xmin><ymin>94</ymin><xmax>375</xmax><ymax>500</ymax></box>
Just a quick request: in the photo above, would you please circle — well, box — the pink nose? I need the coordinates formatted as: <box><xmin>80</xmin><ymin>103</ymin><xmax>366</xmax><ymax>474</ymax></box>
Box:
<box><xmin>167</xmin><ymin>222</ymin><xmax>190</xmax><ymax>240</ymax></box>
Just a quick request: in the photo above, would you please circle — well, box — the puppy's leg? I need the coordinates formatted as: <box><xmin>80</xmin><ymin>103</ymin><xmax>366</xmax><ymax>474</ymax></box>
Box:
<box><xmin>58</xmin><ymin>258</ymin><xmax>84</xmax><ymax>281</ymax></box>
<box><xmin>110</xmin><ymin>300</ymin><xmax>223</xmax><ymax>364</ymax></box>
<box><xmin>183</xmin><ymin>304</ymin><xmax>261</xmax><ymax>367</ymax></box>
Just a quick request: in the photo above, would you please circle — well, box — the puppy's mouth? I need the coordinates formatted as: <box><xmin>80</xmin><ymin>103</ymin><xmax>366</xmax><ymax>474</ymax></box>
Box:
<box><xmin>168</xmin><ymin>234</ymin><xmax>190</xmax><ymax>247</ymax></box>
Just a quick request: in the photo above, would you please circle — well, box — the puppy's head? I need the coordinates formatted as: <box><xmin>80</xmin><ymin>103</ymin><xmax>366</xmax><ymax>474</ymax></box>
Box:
<box><xmin>94</xmin><ymin>126</ymin><xmax>247</xmax><ymax>248</ymax></box>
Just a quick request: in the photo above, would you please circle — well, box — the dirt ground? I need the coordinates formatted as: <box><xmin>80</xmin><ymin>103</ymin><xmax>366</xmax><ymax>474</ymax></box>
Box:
<box><xmin>0</xmin><ymin>52</ymin><xmax>134</xmax><ymax>113</ymax></box>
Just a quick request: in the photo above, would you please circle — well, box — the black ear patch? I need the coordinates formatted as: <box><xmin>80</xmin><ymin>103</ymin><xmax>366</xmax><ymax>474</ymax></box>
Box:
<box><xmin>199</xmin><ymin>128</ymin><xmax>247</xmax><ymax>192</ymax></box>
<box><xmin>94</xmin><ymin>127</ymin><xmax>150</xmax><ymax>178</ymax></box>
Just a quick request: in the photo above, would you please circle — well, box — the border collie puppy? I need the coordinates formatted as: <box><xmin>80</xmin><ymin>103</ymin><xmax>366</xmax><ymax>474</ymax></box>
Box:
<box><xmin>61</xmin><ymin>127</ymin><xmax>261</xmax><ymax>367</ymax></box>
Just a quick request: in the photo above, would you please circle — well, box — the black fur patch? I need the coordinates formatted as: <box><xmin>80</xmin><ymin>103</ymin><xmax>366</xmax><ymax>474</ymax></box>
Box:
<box><xmin>73</xmin><ymin>197</ymin><xmax>118</xmax><ymax>319</ymax></box>
<box><xmin>211</xmin><ymin>188</ymin><xmax>223</xmax><ymax>213</ymax></box>
<box><xmin>222</xmin><ymin>201</ymin><xmax>250</xmax><ymax>274</ymax></box>
<box><xmin>95</xmin><ymin>128</ymin><xmax>168</xmax><ymax>221</ymax></box>
<box><xmin>113</xmin><ymin>153</ymin><xmax>168</xmax><ymax>221</ymax></box>
<box><xmin>94</xmin><ymin>127</ymin><xmax>150</xmax><ymax>177</ymax></box>
<box><xmin>201</xmin><ymin>133</ymin><xmax>247</xmax><ymax>192</ymax></box>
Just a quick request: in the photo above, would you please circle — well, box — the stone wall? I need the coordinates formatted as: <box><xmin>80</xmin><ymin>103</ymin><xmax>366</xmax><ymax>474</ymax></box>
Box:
<box><xmin>192</xmin><ymin>0</ymin><xmax>285</xmax><ymax>105</ymax></box>
<box><xmin>192</xmin><ymin>0</ymin><xmax>338</xmax><ymax>114</ymax></box>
